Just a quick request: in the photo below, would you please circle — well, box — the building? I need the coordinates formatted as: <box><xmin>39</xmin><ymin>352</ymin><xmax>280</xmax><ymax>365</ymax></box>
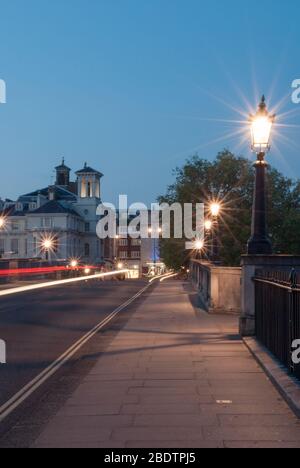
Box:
<box><xmin>113</xmin><ymin>213</ymin><xmax>166</xmax><ymax>277</ymax></box>
<box><xmin>0</xmin><ymin>160</ymin><xmax>104</xmax><ymax>264</ymax></box>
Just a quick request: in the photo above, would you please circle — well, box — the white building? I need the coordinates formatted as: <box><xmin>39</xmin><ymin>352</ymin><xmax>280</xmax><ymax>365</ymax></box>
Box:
<box><xmin>0</xmin><ymin>160</ymin><xmax>104</xmax><ymax>264</ymax></box>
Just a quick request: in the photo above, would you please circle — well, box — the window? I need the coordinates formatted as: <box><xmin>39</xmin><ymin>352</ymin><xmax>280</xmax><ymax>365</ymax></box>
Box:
<box><xmin>29</xmin><ymin>203</ymin><xmax>37</xmax><ymax>211</ymax></box>
<box><xmin>85</xmin><ymin>223</ymin><xmax>90</xmax><ymax>232</ymax></box>
<box><xmin>131</xmin><ymin>251</ymin><xmax>140</xmax><ymax>259</ymax></box>
<box><xmin>87</xmin><ymin>182</ymin><xmax>92</xmax><ymax>198</ymax></box>
<box><xmin>12</xmin><ymin>222</ymin><xmax>19</xmax><ymax>231</ymax></box>
<box><xmin>119</xmin><ymin>239</ymin><xmax>128</xmax><ymax>246</ymax></box>
<box><xmin>11</xmin><ymin>239</ymin><xmax>19</xmax><ymax>255</ymax></box>
<box><xmin>42</xmin><ymin>218</ymin><xmax>52</xmax><ymax>228</ymax></box>
<box><xmin>84</xmin><ymin>243</ymin><xmax>90</xmax><ymax>257</ymax></box>
<box><xmin>119</xmin><ymin>251</ymin><xmax>128</xmax><ymax>259</ymax></box>
<box><xmin>131</xmin><ymin>239</ymin><xmax>141</xmax><ymax>246</ymax></box>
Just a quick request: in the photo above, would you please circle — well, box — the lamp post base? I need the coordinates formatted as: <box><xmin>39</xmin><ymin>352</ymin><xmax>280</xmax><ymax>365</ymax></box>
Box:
<box><xmin>247</xmin><ymin>237</ymin><xmax>273</xmax><ymax>255</ymax></box>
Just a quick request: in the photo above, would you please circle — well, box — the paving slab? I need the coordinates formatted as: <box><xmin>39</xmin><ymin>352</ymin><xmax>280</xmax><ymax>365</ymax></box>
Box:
<box><xmin>32</xmin><ymin>281</ymin><xmax>300</xmax><ymax>449</ymax></box>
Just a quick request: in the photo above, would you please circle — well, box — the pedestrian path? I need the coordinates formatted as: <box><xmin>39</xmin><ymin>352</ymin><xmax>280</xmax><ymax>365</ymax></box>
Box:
<box><xmin>33</xmin><ymin>280</ymin><xmax>300</xmax><ymax>448</ymax></box>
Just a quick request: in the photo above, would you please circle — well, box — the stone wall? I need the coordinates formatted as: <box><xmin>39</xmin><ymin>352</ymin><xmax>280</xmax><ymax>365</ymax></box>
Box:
<box><xmin>191</xmin><ymin>260</ymin><xmax>241</xmax><ymax>314</ymax></box>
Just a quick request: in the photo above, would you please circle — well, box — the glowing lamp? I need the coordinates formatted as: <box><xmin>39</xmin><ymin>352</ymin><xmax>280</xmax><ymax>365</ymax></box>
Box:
<box><xmin>210</xmin><ymin>203</ymin><xmax>221</xmax><ymax>218</ymax></box>
<box><xmin>42</xmin><ymin>239</ymin><xmax>53</xmax><ymax>251</ymax></box>
<box><xmin>195</xmin><ymin>240</ymin><xmax>204</xmax><ymax>250</ymax></box>
<box><xmin>250</xmin><ymin>96</ymin><xmax>275</xmax><ymax>154</ymax></box>
<box><xmin>204</xmin><ymin>220</ymin><xmax>213</xmax><ymax>231</ymax></box>
<box><xmin>0</xmin><ymin>217</ymin><xmax>6</xmax><ymax>229</ymax></box>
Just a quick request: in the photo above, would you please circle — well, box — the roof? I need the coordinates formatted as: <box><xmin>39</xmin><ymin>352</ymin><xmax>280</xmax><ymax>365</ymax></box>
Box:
<box><xmin>32</xmin><ymin>200</ymin><xmax>80</xmax><ymax>217</ymax></box>
<box><xmin>21</xmin><ymin>186</ymin><xmax>77</xmax><ymax>202</ymax></box>
<box><xmin>76</xmin><ymin>163</ymin><xmax>103</xmax><ymax>177</ymax></box>
<box><xmin>0</xmin><ymin>206</ymin><xmax>26</xmax><ymax>217</ymax></box>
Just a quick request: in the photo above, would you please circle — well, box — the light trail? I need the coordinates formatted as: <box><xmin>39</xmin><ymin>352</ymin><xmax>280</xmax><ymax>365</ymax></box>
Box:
<box><xmin>0</xmin><ymin>270</ymin><xmax>129</xmax><ymax>298</ymax></box>
<box><xmin>0</xmin><ymin>265</ymin><xmax>97</xmax><ymax>277</ymax></box>
<box><xmin>160</xmin><ymin>273</ymin><xmax>179</xmax><ymax>282</ymax></box>
<box><xmin>149</xmin><ymin>272</ymin><xmax>173</xmax><ymax>283</ymax></box>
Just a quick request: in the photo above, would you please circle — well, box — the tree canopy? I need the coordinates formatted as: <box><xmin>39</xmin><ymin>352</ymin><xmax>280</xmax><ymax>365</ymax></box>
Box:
<box><xmin>159</xmin><ymin>150</ymin><xmax>300</xmax><ymax>268</ymax></box>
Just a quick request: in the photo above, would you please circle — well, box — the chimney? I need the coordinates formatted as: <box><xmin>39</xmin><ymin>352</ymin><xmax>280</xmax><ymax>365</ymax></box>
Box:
<box><xmin>48</xmin><ymin>186</ymin><xmax>56</xmax><ymax>201</ymax></box>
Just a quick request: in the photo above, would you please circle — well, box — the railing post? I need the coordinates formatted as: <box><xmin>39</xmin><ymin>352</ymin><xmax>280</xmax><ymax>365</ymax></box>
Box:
<box><xmin>289</xmin><ymin>269</ymin><xmax>297</xmax><ymax>375</ymax></box>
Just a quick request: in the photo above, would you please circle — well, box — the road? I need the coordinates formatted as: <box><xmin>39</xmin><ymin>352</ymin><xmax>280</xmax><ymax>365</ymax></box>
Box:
<box><xmin>0</xmin><ymin>278</ymin><xmax>148</xmax><ymax>442</ymax></box>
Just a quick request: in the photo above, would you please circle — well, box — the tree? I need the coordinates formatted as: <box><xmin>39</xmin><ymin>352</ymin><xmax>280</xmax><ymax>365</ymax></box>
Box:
<box><xmin>159</xmin><ymin>150</ymin><xmax>300</xmax><ymax>268</ymax></box>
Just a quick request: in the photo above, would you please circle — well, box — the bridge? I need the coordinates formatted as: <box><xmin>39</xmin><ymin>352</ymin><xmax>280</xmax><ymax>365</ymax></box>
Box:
<box><xmin>0</xmin><ymin>267</ymin><xmax>299</xmax><ymax>448</ymax></box>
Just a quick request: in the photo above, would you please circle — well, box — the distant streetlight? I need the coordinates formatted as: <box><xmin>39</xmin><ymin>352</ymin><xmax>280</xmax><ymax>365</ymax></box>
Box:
<box><xmin>70</xmin><ymin>259</ymin><xmax>78</xmax><ymax>268</ymax></box>
<box><xmin>210</xmin><ymin>203</ymin><xmax>221</xmax><ymax>218</ymax></box>
<box><xmin>204</xmin><ymin>220</ymin><xmax>213</xmax><ymax>232</ymax></box>
<box><xmin>195</xmin><ymin>239</ymin><xmax>204</xmax><ymax>250</ymax></box>
<box><xmin>41</xmin><ymin>236</ymin><xmax>56</xmax><ymax>261</ymax></box>
<box><xmin>248</xmin><ymin>96</ymin><xmax>275</xmax><ymax>255</ymax></box>
<box><xmin>42</xmin><ymin>239</ymin><xmax>54</xmax><ymax>251</ymax></box>
<box><xmin>0</xmin><ymin>217</ymin><xmax>6</xmax><ymax>229</ymax></box>
<box><xmin>117</xmin><ymin>262</ymin><xmax>124</xmax><ymax>270</ymax></box>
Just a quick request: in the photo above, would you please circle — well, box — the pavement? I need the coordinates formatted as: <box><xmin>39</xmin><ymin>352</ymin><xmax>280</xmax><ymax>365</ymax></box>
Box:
<box><xmin>30</xmin><ymin>280</ymin><xmax>300</xmax><ymax>449</ymax></box>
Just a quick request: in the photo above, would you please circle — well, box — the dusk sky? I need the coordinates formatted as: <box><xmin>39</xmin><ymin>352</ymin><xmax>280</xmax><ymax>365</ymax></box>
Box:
<box><xmin>1</xmin><ymin>0</ymin><xmax>300</xmax><ymax>205</ymax></box>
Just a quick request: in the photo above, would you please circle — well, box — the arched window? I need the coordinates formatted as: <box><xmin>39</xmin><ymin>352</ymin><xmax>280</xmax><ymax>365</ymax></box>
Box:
<box><xmin>87</xmin><ymin>181</ymin><xmax>92</xmax><ymax>198</ymax></box>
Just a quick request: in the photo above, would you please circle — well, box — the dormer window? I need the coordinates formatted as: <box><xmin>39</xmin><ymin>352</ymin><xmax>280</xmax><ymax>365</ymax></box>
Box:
<box><xmin>16</xmin><ymin>203</ymin><xmax>23</xmax><ymax>212</ymax></box>
<box><xmin>29</xmin><ymin>203</ymin><xmax>37</xmax><ymax>211</ymax></box>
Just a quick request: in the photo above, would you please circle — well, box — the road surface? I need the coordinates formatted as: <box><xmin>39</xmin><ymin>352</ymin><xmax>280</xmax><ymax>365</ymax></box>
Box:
<box><xmin>0</xmin><ymin>278</ymin><xmax>148</xmax><ymax>444</ymax></box>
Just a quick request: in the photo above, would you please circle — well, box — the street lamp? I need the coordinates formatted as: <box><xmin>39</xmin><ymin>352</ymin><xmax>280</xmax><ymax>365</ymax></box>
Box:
<box><xmin>0</xmin><ymin>217</ymin><xmax>6</xmax><ymax>229</ymax></box>
<box><xmin>210</xmin><ymin>203</ymin><xmax>221</xmax><ymax>218</ymax></box>
<box><xmin>204</xmin><ymin>219</ymin><xmax>213</xmax><ymax>232</ymax></box>
<box><xmin>41</xmin><ymin>237</ymin><xmax>55</xmax><ymax>261</ymax></box>
<box><xmin>195</xmin><ymin>239</ymin><xmax>204</xmax><ymax>250</ymax></box>
<box><xmin>248</xmin><ymin>96</ymin><xmax>275</xmax><ymax>255</ymax></box>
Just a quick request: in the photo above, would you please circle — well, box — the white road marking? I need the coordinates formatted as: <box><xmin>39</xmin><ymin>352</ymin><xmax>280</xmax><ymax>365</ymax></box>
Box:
<box><xmin>0</xmin><ymin>280</ymin><xmax>153</xmax><ymax>423</ymax></box>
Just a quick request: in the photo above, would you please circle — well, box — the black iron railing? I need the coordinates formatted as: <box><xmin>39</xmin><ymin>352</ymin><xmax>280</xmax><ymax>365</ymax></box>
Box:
<box><xmin>254</xmin><ymin>270</ymin><xmax>300</xmax><ymax>380</ymax></box>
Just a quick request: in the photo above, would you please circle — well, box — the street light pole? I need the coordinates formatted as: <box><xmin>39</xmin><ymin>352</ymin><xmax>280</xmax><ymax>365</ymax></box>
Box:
<box><xmin>247</xmin><ymin>96</ymin><xmax>275</xmax><ymax>255</ymax></box>
<box><xmin>209</xmin><ymin>203</ymin><xmax>221</xmax><ymax>263</ymax></box>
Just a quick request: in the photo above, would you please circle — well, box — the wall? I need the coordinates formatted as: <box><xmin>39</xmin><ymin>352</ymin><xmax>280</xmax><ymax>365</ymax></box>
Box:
<box><xmin>191</xmin><ymin>260</ymin><xmax>241</xmax><ymax>314</ymax></box>
<box><xmin>240</xmin><ymin>255</ymin><xmax>300</xmax><ymax>336</ymax></box>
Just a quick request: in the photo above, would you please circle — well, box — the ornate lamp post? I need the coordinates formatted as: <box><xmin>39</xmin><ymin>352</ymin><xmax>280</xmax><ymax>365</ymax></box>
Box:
<box><xmin>247</xmin><ymin>96</ymin><xmax>275</xmax><ymax>255</ymax></box>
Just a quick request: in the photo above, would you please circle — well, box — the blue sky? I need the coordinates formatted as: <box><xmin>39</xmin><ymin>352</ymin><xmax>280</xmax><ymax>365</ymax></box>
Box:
<box><xmin>1</xmin><ymin>0</ymin><xmax>300</xmax><ymax>205</ymax></box>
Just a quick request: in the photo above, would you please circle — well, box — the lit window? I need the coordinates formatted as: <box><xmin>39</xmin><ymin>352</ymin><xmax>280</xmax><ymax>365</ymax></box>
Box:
<box><xmin>131</xmin><ymin>251</ymin><xmax>140</xmax><ymax>259</ymax></box>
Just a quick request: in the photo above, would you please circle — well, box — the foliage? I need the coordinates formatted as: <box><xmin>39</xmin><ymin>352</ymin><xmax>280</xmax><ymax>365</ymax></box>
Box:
<box><xmin>159</xmin><ymin>150</ymin><xmax>300</xmax><ymax>268</ymax></box>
